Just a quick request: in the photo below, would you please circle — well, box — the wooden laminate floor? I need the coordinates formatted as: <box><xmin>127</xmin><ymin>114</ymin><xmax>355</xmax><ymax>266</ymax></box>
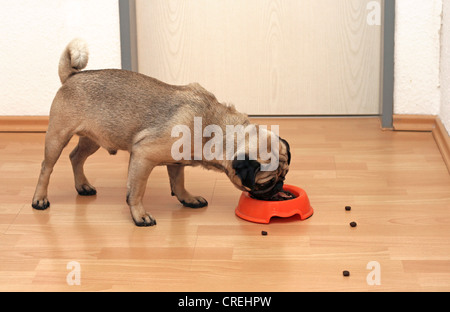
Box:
<box><xmin>0</xmin><ymin>118</ymin><xmax>449</xmax><ymax>291</ymax></box>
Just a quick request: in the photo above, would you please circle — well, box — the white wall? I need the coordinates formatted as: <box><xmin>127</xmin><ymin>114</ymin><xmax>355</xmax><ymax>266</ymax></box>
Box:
<box><xmin>441</xmin><ymin>0</ymin><xmax>450</xmax><ymax>135</ymax></box>
<box><xmin>0</xmin><ymin>0</ymin><xmax>121</xmax><ymax>116</ymax></box>
<box><xmin>394</xmin><ymin>0</ymin><xmax>450</xmax><ymax>135</ymax></box>
<box><xmin>394</xmin><ymin>0</ymin><xmax>442</xmax><ymax>116</ymax></box>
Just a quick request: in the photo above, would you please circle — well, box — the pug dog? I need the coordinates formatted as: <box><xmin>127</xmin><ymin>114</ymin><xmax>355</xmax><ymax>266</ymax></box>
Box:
<box><xmin>32</xmin><ymin>39</ymin><xmax>291</xmax><ymax>226</ymax></box>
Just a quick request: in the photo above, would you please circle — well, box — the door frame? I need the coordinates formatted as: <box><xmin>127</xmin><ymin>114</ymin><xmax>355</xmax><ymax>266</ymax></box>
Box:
<box><xmin>380</xmin><ymin>0</ymin><xmax>395</xmax><ymax>129</ymax></box>
<box><xmin>118</xmin><ymin>0</ymin><xmax>395</xmax><ymax>128</ymax></box>
<box><xmin>119</xmin><ymin>0</ymin><xmax>138</xmax><ymax>72</ymax></box>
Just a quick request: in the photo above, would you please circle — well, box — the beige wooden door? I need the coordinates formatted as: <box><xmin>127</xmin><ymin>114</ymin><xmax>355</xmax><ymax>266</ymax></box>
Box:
<box><xmin>135</xmin><ymin>0</ymin><xmax>381</xmax><ymax>115</ymax></box>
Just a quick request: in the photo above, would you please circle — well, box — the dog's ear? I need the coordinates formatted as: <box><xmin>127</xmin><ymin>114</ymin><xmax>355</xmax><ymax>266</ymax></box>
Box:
<box><xmin>232</xmin><ymin>154</ymin><xmax>261</xmax><ymax>189</ymax></box>
<box><xmin>280</xmin><ymin>138</ymin><xmax>291</xmax><ymax>165</ymax></box>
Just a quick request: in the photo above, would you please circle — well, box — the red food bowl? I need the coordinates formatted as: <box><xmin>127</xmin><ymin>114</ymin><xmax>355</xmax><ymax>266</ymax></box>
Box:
<box><xmin>235</xmin><ymin>185</ymin><xmax>314</xmax><ymax>224</ymax></box>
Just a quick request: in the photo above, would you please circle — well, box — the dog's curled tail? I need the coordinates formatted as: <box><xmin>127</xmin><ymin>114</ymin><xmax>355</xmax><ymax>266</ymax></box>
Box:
<box><xmin>58</xmin><ymin>38</ymin><xmax>89</xmax><ymax>84</ymax></box>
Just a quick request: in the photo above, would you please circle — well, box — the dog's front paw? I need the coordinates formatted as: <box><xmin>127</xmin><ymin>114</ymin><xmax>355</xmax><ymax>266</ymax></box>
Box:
<box><xmin>180</xmin><ymin>196</ymin><xmax>208</xmax><ymax>209</ymax></box>
<box><xmin>76</xmin><ymin>184</ymin><xmax>97</xmax><ymax>196</ymax></box>
<box><xmin>131</xmin><ymin>206</ymin><xmax>157</xmax><ymax>227</ymax></box>
<box><xmin>32</xmin><ymin>197</ymin><xmax>50</xmax><ymax>210</ymax></box>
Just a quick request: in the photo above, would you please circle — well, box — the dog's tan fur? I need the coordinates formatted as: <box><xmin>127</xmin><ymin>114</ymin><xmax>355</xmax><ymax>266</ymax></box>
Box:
<box><xmin>32</xmin><ymin>39</ymin><xmax>290</xmax><ymax>226</ymax></box>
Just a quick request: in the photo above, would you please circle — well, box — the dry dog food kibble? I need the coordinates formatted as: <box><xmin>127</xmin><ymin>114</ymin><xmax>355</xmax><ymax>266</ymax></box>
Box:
<box><xmin>261</xmin><ymin>231</ymin><xmax>268</xmax><ymax>236</ymax></box>
<box><xmin>350</xmin><ymin>221</ymin><xmax>357</xmax><ymax>228</ymax></box>
<box><xmin>343</xmin><ymin>270</ymin><xmax>350</xmax><ymax>277</ymax></box>
<box><xmin>345</xmin><ymin>206</ymin><xmax>352</xmax><ymax>211</ymax></box>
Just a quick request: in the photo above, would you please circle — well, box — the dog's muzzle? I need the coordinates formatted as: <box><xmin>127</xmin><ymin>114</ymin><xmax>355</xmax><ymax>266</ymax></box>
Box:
<box><xmin>249</xmin><ymin>180</ymin><xmax>284</xmax><ymax>200</ymax></box>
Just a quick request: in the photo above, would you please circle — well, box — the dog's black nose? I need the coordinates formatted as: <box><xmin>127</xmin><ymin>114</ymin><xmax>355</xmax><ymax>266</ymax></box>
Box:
<box><xmin>270</xmin><ymin>180</ymin><xmax>284</xmax><ymax>193</ymax></box>
<box><xmin>271</xmin><ymin>180</ymin><xmax>284</xmax><ymax>195</ymax></box>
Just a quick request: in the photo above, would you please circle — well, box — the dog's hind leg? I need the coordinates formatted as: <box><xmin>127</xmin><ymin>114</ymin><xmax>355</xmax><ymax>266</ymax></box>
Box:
<box><xmin>70</xmin><ymin>136</ymin><xmax>100</xmax><ymax>196</ymax></box>
<box><xmin>32</xmin><ymin>128</ymin><xmax>73</xmax><ymax>210</ymax></box>
<box><xmin>167</xmin><ymin>165</ymin><xmax>208</xmax><ymax>208</ymax></box>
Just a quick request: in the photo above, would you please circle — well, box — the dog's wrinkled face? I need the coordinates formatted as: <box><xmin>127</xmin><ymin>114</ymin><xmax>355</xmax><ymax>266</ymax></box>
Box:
<box><xmin>230</xmin><ymin>138</ymin><xmax>291</xmax><ymax>200</ymax></box>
